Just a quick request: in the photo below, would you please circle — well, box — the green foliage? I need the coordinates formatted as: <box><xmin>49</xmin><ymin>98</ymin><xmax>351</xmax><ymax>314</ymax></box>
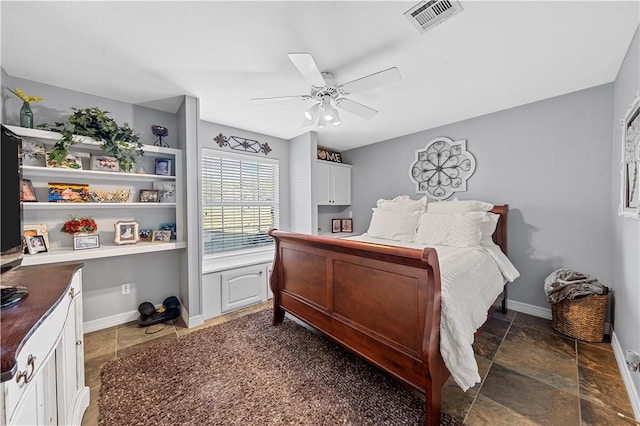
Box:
<box><xmin>40</xmin><ymin>107</ymin><xmax>144</xmax><ymax>172</ymax></box>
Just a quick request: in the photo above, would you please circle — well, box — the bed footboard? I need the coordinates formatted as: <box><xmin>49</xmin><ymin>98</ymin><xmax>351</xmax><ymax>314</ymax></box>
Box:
<box><xmin>268</xmin><ymin>230</ymin><xmax>449</xmax><ymax>426</ymax></box>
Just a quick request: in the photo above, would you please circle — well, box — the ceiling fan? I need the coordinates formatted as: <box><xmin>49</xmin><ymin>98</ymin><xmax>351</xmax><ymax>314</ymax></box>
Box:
<box><xmin>251</xmin><ymin>53</ymin><xmax>401</xmax><ymax>128</ymax></box>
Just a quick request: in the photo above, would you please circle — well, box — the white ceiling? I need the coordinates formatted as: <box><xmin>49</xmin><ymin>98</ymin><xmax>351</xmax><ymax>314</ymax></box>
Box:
<box><xmin>1</xmin><ymin>1</ymin><xmax>638</xmax><ymax>151</ymax></box>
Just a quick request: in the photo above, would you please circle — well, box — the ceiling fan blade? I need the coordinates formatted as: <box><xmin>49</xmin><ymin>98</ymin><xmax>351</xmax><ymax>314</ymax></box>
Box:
<box><xmin>251</xmin><ymin>95</ymin><xmax>312</xmax><ymax>104</ymax></box>
<box><xmin>335</xmin><ymin>98</ymin><xmax>378</xmax><ymax>120</ymax></box>
<box><xmin>339</xmin><ymin>67</ymin><xmax>401</xmax><ymax>95</ymax></box>
<box><xmin>288</xmin><ymin>53</ymin><xmax>326</xmax><ymax>87</ymax></box>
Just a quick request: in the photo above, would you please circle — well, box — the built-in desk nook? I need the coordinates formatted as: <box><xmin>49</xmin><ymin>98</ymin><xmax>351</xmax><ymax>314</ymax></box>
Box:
<box><xmin>1</xmin><ymin>263</ymin><xmax>89</xmax><ymax>425</ymax></box>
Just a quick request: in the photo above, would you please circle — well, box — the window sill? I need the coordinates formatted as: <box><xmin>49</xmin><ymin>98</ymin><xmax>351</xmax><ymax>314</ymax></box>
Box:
<box><xmin>202</xmin><ymin>248</ymin><xmax>274</xmax><ymax>274</ymax></box>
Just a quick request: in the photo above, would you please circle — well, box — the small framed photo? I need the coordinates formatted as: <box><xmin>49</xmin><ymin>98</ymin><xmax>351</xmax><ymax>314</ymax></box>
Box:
<box><xmin>91</xmin><ymin>155</ymin><xmax>120</xmax><ymax>172</ymax></box>
<box><xmin>21</xmin><ymin>179</ymin><xmax>37</xmax><ymax>202</ymax></box>
<box><xmin>341</xmin><ymin>219</ymin><xmax>353</xmax><ymax>233</ymax></box>
<box><xmin>48</xmin><ymin>182</ymin><xmax>90</xmax><ymax>202</ymax></box>
<box><xmin>159</xmin><ymin>223</ymin><xmax>176</xmax><ymax>240</ymax></box>
<box><xmin>25</xmin><ymin>235</ymin><xmax>48</xmax><ymax>254</ymax></box>
<box><xmin>23</xmin><ymin>224</ymin><xmax>50</xmax><ymax>253</ymax></box>
<box><xmin>155</xmin><ymin>158</ymin><xmax>172</xmax><ymax>176</ymax></box>
<box><xmin>20</xmin><ymin>140</ymin><xmax>46</xmax><ymax>167</ymax></box>
<box><xmin>73</xmin><ymin>234</ymin><xmax>100</xmax><ymax>250</ymax></box>
<box><xmin>152</xmin><ymin>230</ymin><xmax>172</xmax><ymax>242</ymax></box>
<box><xmin>114</xmin><ymin>221</ymin><xmax>139</xmax><ymax>245</ymax></box>
<box><xmin>153</xmin><ymin>181</ymin><xmax>176</xmax><ymax>203</ymax></box>
<box><xmin>332</xmin><ymin>219</ymin><xmax>342</xmax><ymax>233</ymax></box>
<box><xmin>139</xmin><ymin>189</ymin><xmax>159</xmax><ymax>203</ymax></box>
<box><xmin>138</xmin><ymin>229</ymin><xmax>153</xmax><ymax>242</ymax></box>
<box><xmin>46</xmin><ymin>152</ymin><xmax>83</xmax><ymax>169</ymax></box>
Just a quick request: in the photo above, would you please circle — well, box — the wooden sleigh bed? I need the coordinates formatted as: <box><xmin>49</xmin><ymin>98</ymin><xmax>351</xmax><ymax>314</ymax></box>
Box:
<box><xmin>268</xmin><ymin>205</ymin><xmax>509</xmax><ymax>426</ymax></box>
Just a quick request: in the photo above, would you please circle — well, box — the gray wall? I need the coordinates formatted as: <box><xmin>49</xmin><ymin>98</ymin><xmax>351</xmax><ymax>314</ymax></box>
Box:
<box><xmin>611</xmin><ymin>26</ymin><xmax>639</xmax><ymax>403</ymax></box>
<box><xmin>344</xmin><ymin>83</ymin><xmax>614</xmax><ymax>311</ymax></box>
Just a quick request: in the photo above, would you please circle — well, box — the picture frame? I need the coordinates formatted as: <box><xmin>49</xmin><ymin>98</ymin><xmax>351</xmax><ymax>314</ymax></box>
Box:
<box><xmin>91</xmin><ymin>154</ymin><xmax>120</xmax><ymax>172</ymax></box>
<box><xmin>620</xmin><ymin>91</ymin><xmax>640</xmax><ymax>218</ymax></box>
<box><xmin>332</xmin><ymin>218</ymin><xmax>342</xmax><ymax>233</ymax></box>
<box><xmin>153</xmin><ymin>181</ymin><xmax>176</xmax><ymax>203</ymax></box>
<box><xmin>139</xmin><ymin>189</ymin><xmax>159</xmax><ymax>203</ymax></box>
<box><xmin>23</xmin><ymin>223</ymin><xmax>50</xmax><ymax>253</ymax></box>
<box><xmin>138</xmin><ymin>229</ymin><xmax>153</xmax><ymax>242</ymax></box>
<box><xmin>73</xmin><ymin>234</ymin><xmax>100</xmax><ymax>250</ymax></box>
<box><xmin>159</xmin><ymin>223</ymin><xmax>176</xmax><ymax>240</ymax></box>
<box><xmin>46</xmin><ymin>152</ymin><xmax>83</xmax><ymax>169</ymax></box>
<box><xmin>341</xmin><ymin>218</ymin><xmax>353</xmax><ymax>233</ymax></box>
<box><xmin>20</xmin><ymin>140</ymin><xmax>46</xmax><ymax>167</ymax></box>
<box><xmin>21</xmin><ymin>179</ymin><xmax>37</xmax><ymax>202</ymax></box>
<box><xmin>114</xmin><ymin>220</ymin><xmax>139</xmax><ymax>245</ymax></box>
<box><xmin>155</xmin><ymin>158</ymin><xmax>172</xmax><ymax>176</ymax></box>
<box><xmin>25</xmin><ymin>235</ymin><xmax>48</xmax><ymax>254</ymax></box>
<box><xmin>48</xmin><ymin>182</ymin><xmax>90</xmax><ymax>202</ymax></box>
<box><xmin>152</xmin><ymin>230</ymin><xmax>172</xmax><ymax>242</ymax></box>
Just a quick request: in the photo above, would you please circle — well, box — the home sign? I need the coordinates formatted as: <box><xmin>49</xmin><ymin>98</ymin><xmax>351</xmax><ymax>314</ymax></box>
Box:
<box><xmin>317</xmin><ymin>148</ymin><xmax>343</xmax><ymax>163</ymax></box>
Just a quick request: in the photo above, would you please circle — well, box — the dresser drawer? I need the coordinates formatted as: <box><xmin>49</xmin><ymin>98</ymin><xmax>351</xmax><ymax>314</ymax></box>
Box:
<box><xmin>4</xmin><ymin>288</ymin><xmax>74</xmax><ymax>423</ymax></box>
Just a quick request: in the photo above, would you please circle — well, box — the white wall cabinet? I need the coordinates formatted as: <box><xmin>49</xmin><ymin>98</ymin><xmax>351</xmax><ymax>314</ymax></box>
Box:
<box><xmin>2</xmin><ymin>268</ymin><xmax>89</xmax><ymax>426</ymax></box>
<box><xmin>316</xmin><ymin>161</ymin><xmax>352</xmax><ymax>205</ymax></box>
<box><xmin>6</xmin><ymin>125</ymin><xmax>186</xmax><ymax>266</ymax></box>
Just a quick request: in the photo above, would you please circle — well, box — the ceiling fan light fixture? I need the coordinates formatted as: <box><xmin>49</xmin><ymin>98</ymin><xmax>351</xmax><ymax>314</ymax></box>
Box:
<box><xmin>302</xmin><ymin>104</ymin><xmax>321</xmax><ymax>124</ymax></box>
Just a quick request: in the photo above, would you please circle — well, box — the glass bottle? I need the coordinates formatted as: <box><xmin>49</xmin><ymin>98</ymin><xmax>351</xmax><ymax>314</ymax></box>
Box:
<box><xmin>20</xmin><ymin>101</ymin><xmax>33</xmax><ymax>128</ymax></box>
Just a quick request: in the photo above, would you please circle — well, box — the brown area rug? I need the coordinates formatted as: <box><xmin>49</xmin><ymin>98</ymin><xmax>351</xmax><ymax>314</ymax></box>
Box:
<box><xmin>100</xmin><ymin>309</ymin><xmax>464</xmax><ymax>426</ymax></box>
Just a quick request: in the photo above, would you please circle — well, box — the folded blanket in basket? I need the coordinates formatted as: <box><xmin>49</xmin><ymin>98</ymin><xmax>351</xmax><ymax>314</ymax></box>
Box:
<box><xmin>544</xmin><ymin>268</ymin><xmax>608</xmax><ymax>304</ymax></box>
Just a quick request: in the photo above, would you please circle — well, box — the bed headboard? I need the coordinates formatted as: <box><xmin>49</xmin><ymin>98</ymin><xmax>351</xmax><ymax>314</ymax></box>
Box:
<box><xmin>490</xmin><ymin>204</ymin><xmax>509</xmax><ymax>256</ymax></box>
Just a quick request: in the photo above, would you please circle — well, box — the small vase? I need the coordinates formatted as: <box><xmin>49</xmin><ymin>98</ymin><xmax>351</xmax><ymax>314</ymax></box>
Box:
<box><xmin>20</xmin><ymin>101</ymin><xmax>34</xmax><ymax>128</ymax></box>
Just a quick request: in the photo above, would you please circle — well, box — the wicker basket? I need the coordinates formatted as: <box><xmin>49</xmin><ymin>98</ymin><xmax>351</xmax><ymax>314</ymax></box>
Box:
<box><xmin>550</xmin><ymin>294</ymin><xmax>608</xmax><ymax>342</ymax></box>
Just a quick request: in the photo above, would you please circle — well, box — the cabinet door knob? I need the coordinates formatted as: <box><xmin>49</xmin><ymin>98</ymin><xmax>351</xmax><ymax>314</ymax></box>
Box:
<box><xmin>68</xmin><ymin>287</ymin><xmax>76</xmax><ymax>299</ymax></box>
<box><xmin>76</xmin><ymin>340</ymin><xmax>82</xmax><ymax>346</ymax></box>
<box><xmin>15</xmin><ymin>354</ymin><xmax>37</xmax><ymax>386</ymax></box>
<box><xmin>258</xmin><ymin>271</ymin><xmax>263</xmax><ymax>276</ymax></box>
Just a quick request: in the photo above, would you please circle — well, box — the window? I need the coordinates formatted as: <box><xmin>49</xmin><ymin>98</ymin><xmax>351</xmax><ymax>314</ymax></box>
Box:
<box><xmin>201</xmin><ymin>149</ymin><xmax>279</xmax><ymax>255</ymax></box>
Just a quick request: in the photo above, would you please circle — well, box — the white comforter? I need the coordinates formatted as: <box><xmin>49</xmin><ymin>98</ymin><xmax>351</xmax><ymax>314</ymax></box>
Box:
<box><xmin>346</xmin><ymin>234</ymin><xmax>520</xmax><ymax>391</ymax></box>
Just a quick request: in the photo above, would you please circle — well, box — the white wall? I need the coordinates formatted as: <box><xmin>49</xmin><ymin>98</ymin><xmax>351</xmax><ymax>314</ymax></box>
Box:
<box><xmin>610</xmin><ymin>26</ymin><xmax>640</xmax><ymax>412</ymax></box>
<box><xmin>344</xmin><ymin>84</ymin><xmax>615</xmax><ymax>311</ymax></box>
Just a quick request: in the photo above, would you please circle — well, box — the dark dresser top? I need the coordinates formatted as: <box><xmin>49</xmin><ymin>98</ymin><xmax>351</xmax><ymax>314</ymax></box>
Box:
<box><xmin>1</xmin><ymin>263</ymin><xmax>82</xmax><ymax>382</ymax></box>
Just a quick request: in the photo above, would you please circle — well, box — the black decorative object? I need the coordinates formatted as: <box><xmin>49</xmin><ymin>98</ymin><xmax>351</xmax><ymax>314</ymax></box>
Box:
<box><xmin>214</xmin><ymin>133</ymin><xmax>271</xmax><ymax>155</ymax></box>
<box><xmin>152</xmin><ymin>125</ymin><xmax>169</xmax><ymax>147</ymax></box>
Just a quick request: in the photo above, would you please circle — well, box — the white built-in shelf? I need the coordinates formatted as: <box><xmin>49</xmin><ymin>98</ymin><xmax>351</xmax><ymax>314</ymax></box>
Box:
<box><xmin>23</xmin><ymin>202</ymin><xmax>176</xmax><ymax>210</ymax></box>
<box><xmin>23</xmin><ymin>165</ymin><xmax>176</xmax><ymax>182</ymax></box>
<box><xmin>20</xmin><ymin>241</ymin><xmax>188</xmax><ymax>266</ymax></box>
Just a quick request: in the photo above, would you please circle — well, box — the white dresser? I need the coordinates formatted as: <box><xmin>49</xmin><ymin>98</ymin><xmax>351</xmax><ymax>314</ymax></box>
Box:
<box><xmin>1</xmin><ymin>264</ymin><xmax>89</xmax><ymax>425</ymax></box>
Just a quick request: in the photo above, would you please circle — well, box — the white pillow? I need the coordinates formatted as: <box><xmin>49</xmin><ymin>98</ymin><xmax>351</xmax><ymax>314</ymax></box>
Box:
<box><xmin>376</xmin><ymin>195</ymin><xmax>427</xmax><ymax>213</ymax></box>
<box><xmin>426</xmin><ymin>199</ymin><xmax>493</xmax><ymax>214</ymax></box>
<box><xmin>481</xmin><ymin>212</ymin><xmax>500</xmax><ymax>246</ymax></box>
<box><xmin>366</xmin><ymin>208</ymin><xmax>422</xmax><ymax>242</ymax></box>
<box><xmin>415</xmin><ymin>212</ymin><xmax>486</xmax><ymax>247</ymax></box>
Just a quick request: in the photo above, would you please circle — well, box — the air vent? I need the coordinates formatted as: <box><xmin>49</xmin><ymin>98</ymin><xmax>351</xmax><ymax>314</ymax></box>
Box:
<box><xmin>404</xmin><ymin>0</ymin><xmax>463</xmax><ymax>34</ymax></box>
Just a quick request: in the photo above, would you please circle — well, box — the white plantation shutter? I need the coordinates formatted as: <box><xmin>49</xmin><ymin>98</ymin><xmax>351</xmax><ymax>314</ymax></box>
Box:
<box><xmin>201</xmin><ymin>149</ymin><xmax>279</xmax><ymax>255</ymax></box>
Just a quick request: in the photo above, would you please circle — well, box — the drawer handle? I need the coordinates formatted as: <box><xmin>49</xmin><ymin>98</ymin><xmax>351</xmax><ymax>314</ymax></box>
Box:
<box><xmin>258</xmin><ymin>271</ymin><xmax>263</xmax><ymax>276</ymax></box>
<box><xmin>15</xmin><ymin>354</ymin><xmax>36</xmax><ymax>386</ymax></box>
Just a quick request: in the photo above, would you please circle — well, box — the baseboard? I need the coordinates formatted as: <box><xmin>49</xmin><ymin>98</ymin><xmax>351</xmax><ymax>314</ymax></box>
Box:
<box><xmin>612</xmin><ymin>332</ymin><xmax>640</xmax><ymax>419</ymax></box>
<box><xmin>83</xmin><ymin>309</ymin><xmax>140</xmax><ymax>333</ymax></box>
<box><xmin>506</xmin><ymin>299</ymin><xmax>552</xmax><ymax>319</ymax></box>
<box><xmin>84</xmin><ymin>301</ymin><xmax>204</xmax><ymax>333</ymax></box>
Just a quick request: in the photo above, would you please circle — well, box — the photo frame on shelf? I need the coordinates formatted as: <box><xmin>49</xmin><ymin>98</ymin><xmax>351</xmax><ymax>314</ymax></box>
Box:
<box><xmin>114</xmin><ymin>220</ymin><xmax>139</xmax><ymax>245</ymax></box>
<box><xmin>46</xmin><ymin>152</ymin><xmax>83</xmax><ymax>169</ymax></box>
<box><xmin>332</xmin><ymin>219</ymin><xmax>342</xmax><ymax>233</ymax></box>
<box><xmin>20</xmin><ymin>140</ymin><xmax>46</xmax><ymax>167</ymax></box>
<box><xmin>138</xmin><ymin>229</ymin><xmax>153</xmax><ymax>242</ymax></box>
<box><xmin>73</xmin><ymin>234</ymin><xmax>100</xmax><ymax>250</ymax></box>
<box><xmin>620</xmin><ymin>91</ymin><xmax>640</xmax><ymax>218</ymax></box>
<box><xmin>25</xmin><ymin>235</ymin><xmax>48</xmax><ymax>255</ymax></box>
<box><xmin>155</xmin><ymin>158</ymin><xmax>172</xmax><ymax>176</ymax></box>
<box><xmin>341</xmin><ymin>218</ymin><xmax>353</xmax><ymax>233</ymax></box>
<box><xmin>139</xmin><ymin>189</ymin><xmax>159</xmax><ymax>203</ymax></box>
<box><xmin>153</xmin><ymin>181</ymin><xmax>176</xmax><ymax>203</ymax></box>
<box><xmin>23</xmin><ymin>224</ymin><xmax>50</xmax><ymax>253</ymax></box>
<box><xmin>21</xmin><ymin>179</ymin><xmax>37</xmax><ymax>202</ymax></box>
<box><xmin>152</xmin><ymin>230</ymin><xmax>172</xmax><ymax>242</ymax></box>
<box><xmin>48</xmin><ymin>182</ymin><xmax>90</xmax><ymax>202</ymax></box>
<box><xmin>91</xmin><ymin>154</ymin><xmax>120</xmax><ymax>172</ymax></box>
<box><xmin>159</xmin><ymin>223</ymin><xmax>176</xmax><ymax>240</ymax></box>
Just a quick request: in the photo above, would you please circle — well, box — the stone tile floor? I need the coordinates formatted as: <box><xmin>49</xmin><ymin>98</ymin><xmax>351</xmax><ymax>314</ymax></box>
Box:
<box><xmin>82</xmin><ymin>304</ymin><xmax>635</xmax><ymax>425</ymax></box>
